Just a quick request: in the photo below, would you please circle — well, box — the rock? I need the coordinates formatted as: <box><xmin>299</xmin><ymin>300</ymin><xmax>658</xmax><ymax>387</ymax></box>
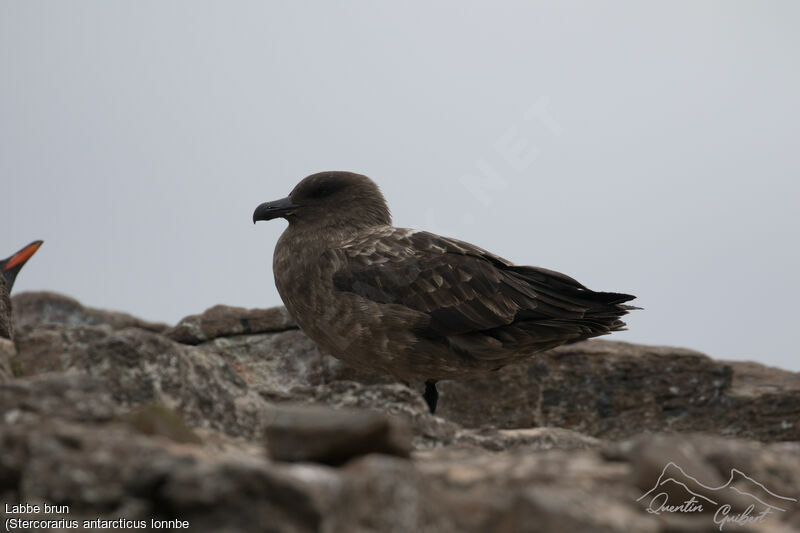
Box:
<box><xmin>607</xmin><ymin>433</ymin><xmax>800</xmax><ymax>530</ymax></box>
<box><xmin>430</xmin><ymin>341</ymin><xmax>800</xmax><ymax>443</ymax></box>
<box><xmin>11</xmin><ymin>291</ymin><xmax>167</xmax><ymax>335</ymax></box>
<box><xmin>198</xmin><ymin>329</ymin><xmax>335</xmax><ymax>397</ymax></box>
<box><xmin>328</xmin><ymin>455</ymin><xmax>445</xmax><ymax>532</ymax></box>
<box><xmin>501</xmin><ymin>485</ymin><xmax>661</xmax><ymax>533</ymax></box>
<box><xmin>197</xmin><ymin>330</ymin><xmax>392</xmax><ymax>399</ymax></box>
<box><xmin>123</xmin><ymin>402</ymin><xmax>202</xmax><ymax>444</ymax></box>
<box><xmin>0</xmin><ymin>374</ymin><xmax>120</xmax><ymax>425</ymax></box>
<box><xmin>265</xmin><ymin>404</ymin><xmax>412</xmax><ymax>465</ymax></box>
<box><xmin>165</xmin><ymin>304</ymin><xmax>296</xmax><ymax>344</ymax></box>
<box><xmin>0</xmin><ymin>418</ymin><xmax>334</xmax><ymax>533</ymax></box>
<box><xmin>155</xmin><ymin>453</ymin><xmax>332</xmax><ymax>533</ymax></box>
<box><xmin>452</xmin><ymin>426</ymin><xmax>602</xmax><ymax>452</ymax></box>
<box><xmin>4</xmin><ymin>407</ymin><xmax>800</xmax><ymax>533</ymax></box>
<box><xmin>13</xmin><ymin>325</ymin><xmax>273</xmax><ymax>439</ymax></box>
<box><xmin>3</xmin><ymin>293</ymin><xmax>800</xmax><ymax>532</ymax></box>
<box><xmin>205</xmin><ymin>325</ymin><xmax>800</xmax><ymax>443</ymax></box>
<box><xmin>728</xmin><ymin>360</ymin><xmax>800</xmax><ymax>390</ymax></box>
<box><xmin>437</xmin><ymin>340</ymin><xmax>734</xmax><ymax>437</ymax></box>
<box><xmin>305</xmin><ymin>381</ymin><xmax>461</xmax><ymax>450</ymax></box>
<box><xmin>416</xmin><ymin>434</ymin><xmax>800</xmax><ymax>532</ymax></box>
<box><xmin>712</xmin><ymin>361</ymin><xmax>800</xmax><ymax>441</ymax></box>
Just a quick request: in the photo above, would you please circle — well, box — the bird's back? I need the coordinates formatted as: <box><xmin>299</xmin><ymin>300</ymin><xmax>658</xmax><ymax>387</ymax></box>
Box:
<box><xmin>315</xmin><ymin>227</ymin><xmax>636</xmax><ymax>380</ymax></box>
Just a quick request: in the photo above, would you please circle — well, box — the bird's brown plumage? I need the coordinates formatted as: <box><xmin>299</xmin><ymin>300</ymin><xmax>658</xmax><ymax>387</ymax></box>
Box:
<box><xmin>254</xmin><ymin>171</ymin><xmax>636</xmax><ymax>383</ymax></box>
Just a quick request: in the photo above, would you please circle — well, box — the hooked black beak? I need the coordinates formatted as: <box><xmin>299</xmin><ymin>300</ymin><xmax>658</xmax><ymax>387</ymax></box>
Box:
<box><xmin>253</xmin><ymin>197</ymin><xmax>300</xmax><ymax>223</ymax></box>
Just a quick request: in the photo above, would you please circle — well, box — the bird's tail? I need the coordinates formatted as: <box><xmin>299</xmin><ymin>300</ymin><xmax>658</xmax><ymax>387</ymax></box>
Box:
<box><xmin>508</xmin><ymin>264</ymin><xmax>639</xmax><ymax>338</ymax></box>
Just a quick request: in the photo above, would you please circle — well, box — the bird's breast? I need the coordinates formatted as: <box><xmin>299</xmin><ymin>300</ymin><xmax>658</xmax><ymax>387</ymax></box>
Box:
<box><xmin>270</xmin><ymin>227</ymin><xmax>445</xmax><ymax>379</ymax></box>
<box><xmin>272</xmin><ymin>232</ymin><xmax>356</xmax><ymax>350</ymax></box>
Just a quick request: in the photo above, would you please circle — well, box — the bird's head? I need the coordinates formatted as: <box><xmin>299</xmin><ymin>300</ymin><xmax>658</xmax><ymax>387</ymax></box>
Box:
<box><xmin>253</xmin><ymin>171</ymin><xmax>391</xmax><ymax>231</ymax></box>
<box><xmin>1</xmin><ymin>240</ymin><xmax>43</xmax><ymax>292</ymax></box>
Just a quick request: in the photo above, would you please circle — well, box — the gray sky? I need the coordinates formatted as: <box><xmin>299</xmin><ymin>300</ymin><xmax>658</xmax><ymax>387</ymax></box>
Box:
<box><xmin>2</xmin><ymin>2</ymin><xmax>798</xmax><ymax>370</ymax></box>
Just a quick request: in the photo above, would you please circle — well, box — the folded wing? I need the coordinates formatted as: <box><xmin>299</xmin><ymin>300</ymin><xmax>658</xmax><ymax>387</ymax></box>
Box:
<box><xmin>332</xmin><ymin>229</ymin><xmax>636</xmax><ymax>358</ymax></box>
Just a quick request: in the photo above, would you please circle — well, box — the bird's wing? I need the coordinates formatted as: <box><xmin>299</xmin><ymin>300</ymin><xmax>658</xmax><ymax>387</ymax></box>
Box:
<box><xmin>331</xmin><ymin>229</ymin><xmax>635</xmax><ymax>345</ymax></box>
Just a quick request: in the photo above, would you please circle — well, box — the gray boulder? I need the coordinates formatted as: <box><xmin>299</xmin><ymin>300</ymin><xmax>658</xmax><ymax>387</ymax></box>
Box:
<box><xmin>3</xmin><ymin>293</ymin><xmax>800</xmax><ymax>532</ymax></box>
<box><xmin>11</xmin><ymin>291</ymin><xmax>167</xmax><ymax>335</ymax></box>
<box><xmin>164</xmin><ymin>304</ymin><xmax>296</xmax><ymax>344</ymax></box>
<box><xmin>265</xmin><ymin>404</ymin><xmax>412</xmax><ymax>465</ymax></box>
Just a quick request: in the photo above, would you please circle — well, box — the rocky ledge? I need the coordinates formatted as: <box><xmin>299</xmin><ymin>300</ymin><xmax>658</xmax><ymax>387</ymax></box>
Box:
<box><xmin>1</xmin><ymin>292</ymin><xmax>799</xmax><ymax>532</ymax></box>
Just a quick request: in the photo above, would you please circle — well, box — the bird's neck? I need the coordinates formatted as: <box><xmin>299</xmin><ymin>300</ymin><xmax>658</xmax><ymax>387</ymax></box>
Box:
<box><xmin>273</xmin><ymin>223</ymin><xmax>377</xmax><ymax>324</ymax></box>
<box><xmin>281</xmin><ymin>222</ymin><xmax>384</xmax><ymax>249</ymax></box>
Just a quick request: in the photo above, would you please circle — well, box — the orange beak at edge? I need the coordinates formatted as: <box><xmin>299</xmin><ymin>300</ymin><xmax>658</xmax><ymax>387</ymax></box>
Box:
<box><xmin>4</xmin><ymin>240</ymin><xmax>44</xmax><ymax>271</ymax></box>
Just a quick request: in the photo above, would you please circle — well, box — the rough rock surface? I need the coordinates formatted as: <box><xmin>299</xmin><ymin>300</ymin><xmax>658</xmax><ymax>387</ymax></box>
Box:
<box><xmin>437</xmin><ymin>341</ymin><xmax>736</xmax><ymax>437</ymax></box>
<box><xmin>11</xmin><ymin>324</ymin><xmax>272</xmax><ymax>439</ymax></box>
<box><xmin>164</xmin><ymin>304</ymin><xmax>296</xmax><ymax>344</ymax></box>
<box><xmin>265</xmin><ymin>404</ymin><xmax>412</xmax><ymax>464</ymax></box>
<box><xmin>11</xmin><ymin>291</ymin><xmax>168</xmax><ymax>335</ymax></box>
<box><xmin>1</xmin><ymin>291</ymin><xmax>799</xmax><ymax>532</ymax></box>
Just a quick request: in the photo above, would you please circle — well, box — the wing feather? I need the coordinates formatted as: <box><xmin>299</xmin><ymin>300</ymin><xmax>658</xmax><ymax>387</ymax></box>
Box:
<box><xmin>331</xmin><ymin>229</ymin><xmax>636</xmax><ymax>356</ymax></box>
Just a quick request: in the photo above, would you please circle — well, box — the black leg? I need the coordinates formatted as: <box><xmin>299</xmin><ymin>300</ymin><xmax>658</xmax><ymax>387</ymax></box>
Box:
<box><xmin>423</xmin><ymin>380</ymin><xmax>439</xmax><ymax>414</ymax></box>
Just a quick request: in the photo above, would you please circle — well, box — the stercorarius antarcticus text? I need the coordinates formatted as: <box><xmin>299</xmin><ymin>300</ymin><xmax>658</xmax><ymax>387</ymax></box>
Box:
<box><xmin>253</xmin><ymin>172</ymin><xmax>636</xmax><ymax>413</ymax></box>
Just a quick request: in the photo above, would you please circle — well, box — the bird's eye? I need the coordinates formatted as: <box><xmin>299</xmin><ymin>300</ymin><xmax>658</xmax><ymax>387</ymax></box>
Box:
<box><xmin>308</xmin><ymin>187</ymin><xmax>332</xmax><ymax>199</ymax></box>
<box><xmin>306</xmin><ymin>181</ymin><xmax>347</xmax><ymax>199</ymax></box>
